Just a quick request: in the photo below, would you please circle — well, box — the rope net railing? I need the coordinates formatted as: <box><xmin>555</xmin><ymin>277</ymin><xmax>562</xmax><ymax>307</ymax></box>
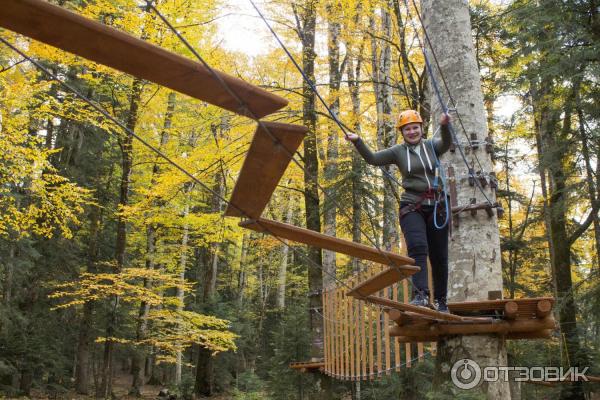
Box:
<box><xmin>322</xmin><ymin>259</ymin><xmax>436</xmax><ymax>381</ymax></box>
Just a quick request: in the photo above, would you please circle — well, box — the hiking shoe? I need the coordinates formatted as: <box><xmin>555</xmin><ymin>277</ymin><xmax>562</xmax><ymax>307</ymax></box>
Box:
<box><xmin>410</xmin><ymin>291</ymin><xmax>430</xmax><ymax>308</ymax></box>
<box><xmin>435</xmin><ymin>298</ymin><xmax>449</xmax><ymax>313</ymax></box>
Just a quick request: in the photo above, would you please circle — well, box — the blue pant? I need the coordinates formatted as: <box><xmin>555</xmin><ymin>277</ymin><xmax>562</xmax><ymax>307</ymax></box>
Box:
<box><xmin>399</xmin><ymin>204</ymin><xmax>449</xmax><ymax>301</ymax></box>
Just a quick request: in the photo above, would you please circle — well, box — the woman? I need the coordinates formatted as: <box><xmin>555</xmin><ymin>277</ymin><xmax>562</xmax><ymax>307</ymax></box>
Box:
<box><xmin>346</xmin><ymin>110</ymin><xmax>452</xmax><ymax>312</ymax></box>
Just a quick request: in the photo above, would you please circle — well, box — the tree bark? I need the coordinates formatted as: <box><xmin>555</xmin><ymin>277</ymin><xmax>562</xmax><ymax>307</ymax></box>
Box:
<box><xmin>421</xmin><ymin>1</ymin><xmax>510</xmax><ymax>397</ymax></box>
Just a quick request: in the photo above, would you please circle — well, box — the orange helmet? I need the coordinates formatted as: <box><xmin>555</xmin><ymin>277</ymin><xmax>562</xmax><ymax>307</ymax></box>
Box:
<box><xmin>397</xmin><ymin>110</ymin><xmax>423</xmax><ymax>129</ymax></box>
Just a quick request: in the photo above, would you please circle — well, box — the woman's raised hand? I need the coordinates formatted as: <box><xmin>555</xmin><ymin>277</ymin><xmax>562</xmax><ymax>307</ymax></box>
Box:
<box><xmin>439</xmin><ymin>113</ymin><xmax>451</xmax><ymax>126</ymax></box>
<box><xmin>345</xmin><ymin>132</ymin><xmax>360</xmax><ymax>142</ymax></box>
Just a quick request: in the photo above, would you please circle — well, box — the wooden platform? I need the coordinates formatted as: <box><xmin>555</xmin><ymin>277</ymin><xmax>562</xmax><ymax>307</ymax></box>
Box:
<box><xmin>289</xmin><ymin>360</ymin><xmax>325</xmax><ymax>373</ymax></box>
<box><xmin>225</xmin><ymin>122</ymin><xmax>307</xmax><ymax>218</ymax></box>
<box><xmin>448</xmin><ymin>297</ymin><xmax>554</xmax><ymax>319</ymax></box>
<box><xmin>240</xmin><ymin>218</ymin><xmax>415</xmax><ymax>266</ymax></box>
<box><xmin>347</xmin><ymin>266</ymin><xmax>418</xmax><ymax>298</ymax></box>
<box><xmin>384</xmin><ymin>297</ymin><xmax>557</xmax><ymax>343</ymax></box>
<box><xmin>0</xmin><ymin>0</ymin><xmax>288</xmax><ymax>118</ymax></box>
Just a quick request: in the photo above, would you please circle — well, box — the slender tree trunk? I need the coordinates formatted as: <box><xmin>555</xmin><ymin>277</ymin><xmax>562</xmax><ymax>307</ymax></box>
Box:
<box><xmin>371</xmin><ymin>1</ymin><xmax>399</xmax><ymax>252</ymax></box>
<box><xmin>323</xmin><ymin>1</ymin><xmax>342</xmax><ymax>289</ymax></box>
<box><xmin>421</xmin><ymin>1</ymin><xmax>510</xmax><ymax>397</ymax></box>
<box><xmin>238</xmin><ymin>234</ymin><xmax>248</xmax><ymax>307</ymax></box>
<box><xmin>392</xmin><ymin>0</ymin><xmax>420</xmax><ymax>110</ymax></box>
<box><xmin>98</xmin><ymin>77</ymin><xmax>143</xmax><ymax>399</ymax></box>
<box><xmin>75</xmin><ymin>204</ymin><xmax>101</xmax><ymax>394</ymax></box>
<box><xmin>347</xmin><ymin>37</ymin><xmax>365</xmax><ymax>273</ymax></box>
<box><xmin>277</xmin><ymin>199</ymin><xmax>294</xmax><ymax>309</ymax></box>
<box><xmin>129</xmin><ymin>91</ymin><xmax>176</xmax><ymax>396</ymax></box>
<box><xmin>175</xmin><ymin>199</ymin><xmax>191</xmax><ymax>385</ymax></box>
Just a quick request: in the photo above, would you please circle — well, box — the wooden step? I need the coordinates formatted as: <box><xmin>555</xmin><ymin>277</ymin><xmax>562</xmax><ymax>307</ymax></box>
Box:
<box><xmin>239</xmin><ymin>218</ymin><xmax>415</xmax><ymax>267</ymax></box>
<box><xmin>0</xmin><ymin>0</ymin><xmax>288</xmax><ymax>118</ymax></box>
<box><xmin>225</xmin><ymin>122</ymin><xmax>307</xmax><ymax>218</ymax></box>
<box><xmin>346</xmin><ymin>267</ymin><xmax>418</xmax><ymax>298</ymax></box>
<box><xmin>363</xmin><ymin>295</ymin><xmax>467</xmax><ymax>322</ymax></box>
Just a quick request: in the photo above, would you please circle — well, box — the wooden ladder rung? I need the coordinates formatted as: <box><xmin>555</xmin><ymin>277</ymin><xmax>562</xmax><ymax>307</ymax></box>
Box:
<box><xmin>347</xmin><ymin>266</ymin><xmax>418</xmax><ymax>298</ymax></box>
<box><xmin>239</xmin><ymin>218</ymin><xmax>415</xmax><ymax>266</ymax></box>
<box><xmin>225</xmin><ymin>122</ymin><xmax>307</xmax><ymax>218</ymax></box>
<box><xmin>1</xmin><ymin>0</ymin><xmax>288</xmax><ymax>118</ymax></box>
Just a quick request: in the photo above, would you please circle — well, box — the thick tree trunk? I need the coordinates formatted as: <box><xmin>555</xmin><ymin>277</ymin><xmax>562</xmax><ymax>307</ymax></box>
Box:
<box><xmin>98</xmin><ymin>77</ymin><xmax>143</xmax><ymax>399</ymax></box>
<box><xmin>539</xmin><ymin>87</ymin><xmax>586</xmax><ymax>400</ymax></box>
<box><xmin>421</xmin><ymin>1</ymin><xmax>510</xmax><ymax>397</ymax></box>
<box><xmin>296</xmin><ymin>0</ymin><xmax>324</xmax><ymax>362</ymax></box>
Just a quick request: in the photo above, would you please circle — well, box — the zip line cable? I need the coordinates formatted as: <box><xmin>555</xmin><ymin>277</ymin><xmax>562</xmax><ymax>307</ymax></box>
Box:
<box><xmin>0</xmin><ymin>37</ymin><xmax>371</xmax><ymax>302</ymax></box>
<box><xmin>142</xmin><ymin>0</ymin><xmax>432</xmax><ymax>299</ymax></box>
<box><xmin>0</xmin><ymin>34</ymin><xmax>425</xmax><ymax>314</ymax></box>
<box><xmin>247</xmin><ymin>0</ymin><xmax>406</xmax><ymax>193</ymax></box>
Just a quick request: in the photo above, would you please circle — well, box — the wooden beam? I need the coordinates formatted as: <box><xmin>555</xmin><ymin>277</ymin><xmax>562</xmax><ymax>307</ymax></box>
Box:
<box><xmin>226</xmin><ymin>122</ymin><xmax>307</xmax><ymax>218</ymax></box>
<box><xmin>536</xmin><ymin>299</ymin><xmax>553</xmax><ymax>318</ymax></box>
<box><xmin>240</xmin><ymin>218</ymin><xmax>416</xmax><ymax>266</ymax></box>
<box><xmin>0</xmin><ymin>0</ymin><xmax>288</xmax><ymax>118</ymax></box>
<box><xmin>390</xmin><ymin>316</ymin><xmax>556</xmax><ymax>337</ymax></box>
<box><xmin>504</xmin><ymin>301</ymin><xmax>518</xmax><ymax>320</ymax></box>
<box><xmin>395</xmin><ymin>329</ymin><xmax>553</xmax><ymax>343</ymax></box>
<box><xmin>448</xmin><ymin>297</ymin><xmax>554</xmax><ymax>319</ymax></box>
<box><xmin>346</xmin><ymin>266</ymin><xmax>418</xmax><ymax>298</ymax></box>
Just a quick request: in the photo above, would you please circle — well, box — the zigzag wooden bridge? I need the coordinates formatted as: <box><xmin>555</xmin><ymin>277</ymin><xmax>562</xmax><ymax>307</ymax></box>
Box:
<box><xmin>0</xmin><ymin>0</ymin><xmax>557</xmax><ymax>382</ymax></box>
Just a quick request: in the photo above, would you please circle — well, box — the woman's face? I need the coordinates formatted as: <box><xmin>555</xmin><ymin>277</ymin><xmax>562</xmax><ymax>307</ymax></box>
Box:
<box><xmin>401</xmin><ymin>123</ymin><xmax>422</xmax><ymax>145</ymax></box>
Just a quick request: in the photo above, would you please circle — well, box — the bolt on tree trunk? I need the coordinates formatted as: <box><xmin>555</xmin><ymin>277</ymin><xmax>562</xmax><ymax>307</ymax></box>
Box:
<box><xmin>420</xmin><ymin>0</ymin><xmax>510</xmax><ymax>397</ymax></box>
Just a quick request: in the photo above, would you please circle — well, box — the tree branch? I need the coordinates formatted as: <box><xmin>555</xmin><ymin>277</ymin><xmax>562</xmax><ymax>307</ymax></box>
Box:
<box><xmin>568</xmin><ymin>200</ymin><xmax>600</xmax><ymax>246</ymax></box>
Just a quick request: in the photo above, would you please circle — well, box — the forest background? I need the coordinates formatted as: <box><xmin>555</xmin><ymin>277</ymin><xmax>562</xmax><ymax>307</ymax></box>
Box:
<box><xmin>0</xmin><ymin>0</ymin><xmax>598</xmax><ymax>399</ymax></box>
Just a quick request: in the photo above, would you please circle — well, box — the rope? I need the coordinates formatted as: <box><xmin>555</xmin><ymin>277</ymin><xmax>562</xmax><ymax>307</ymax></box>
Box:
<box><xmin>326</xmin><ymin>350</ymin><xmax>433</xmax><ymax>380</ymax></box>
<box><xmin>247</xmin><ymin>0</ymin><xmax>405</xmax><ymax>192</ymax></box>
<box><xmin>141</xmin><ymin>0</ymin><xmax>427</xmax><ymax>300</ymax></box>
<box><xmin>0</xmin><ymin>37</ymin><xmax>360</xmax><ymax>299</ymax></box>
<box><xmin>246</xmin><ymin>0</ymin><xmax>435</xmax><ymax>299</ymax></box>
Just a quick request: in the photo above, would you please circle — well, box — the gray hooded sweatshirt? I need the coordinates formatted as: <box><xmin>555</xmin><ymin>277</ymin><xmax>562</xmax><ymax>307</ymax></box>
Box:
<box><xmin>353</xmin><ymin>125</ymin><xmax>452</xmax><ymax>205</ymax></box>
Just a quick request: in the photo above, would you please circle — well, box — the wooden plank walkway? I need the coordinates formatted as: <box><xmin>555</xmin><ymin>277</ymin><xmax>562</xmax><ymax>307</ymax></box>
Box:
<box><xmin>346</xmin><ymin>267</ymin><xmax>419</xmax><ymax>298</ymax></box>
<box><xmin>240</xmin><ymin>218</ymin><xmax>416</xmax><ymax>266</ymax></box>
<box><xmin>225</xmin><ymin>122</ymin><xmax>307</xmax><ymax>218</ymax></box>
<box><xmin>0</xmin><ymin>0</ymin><xmax>288</xmax><ymax>118</ymax></box>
